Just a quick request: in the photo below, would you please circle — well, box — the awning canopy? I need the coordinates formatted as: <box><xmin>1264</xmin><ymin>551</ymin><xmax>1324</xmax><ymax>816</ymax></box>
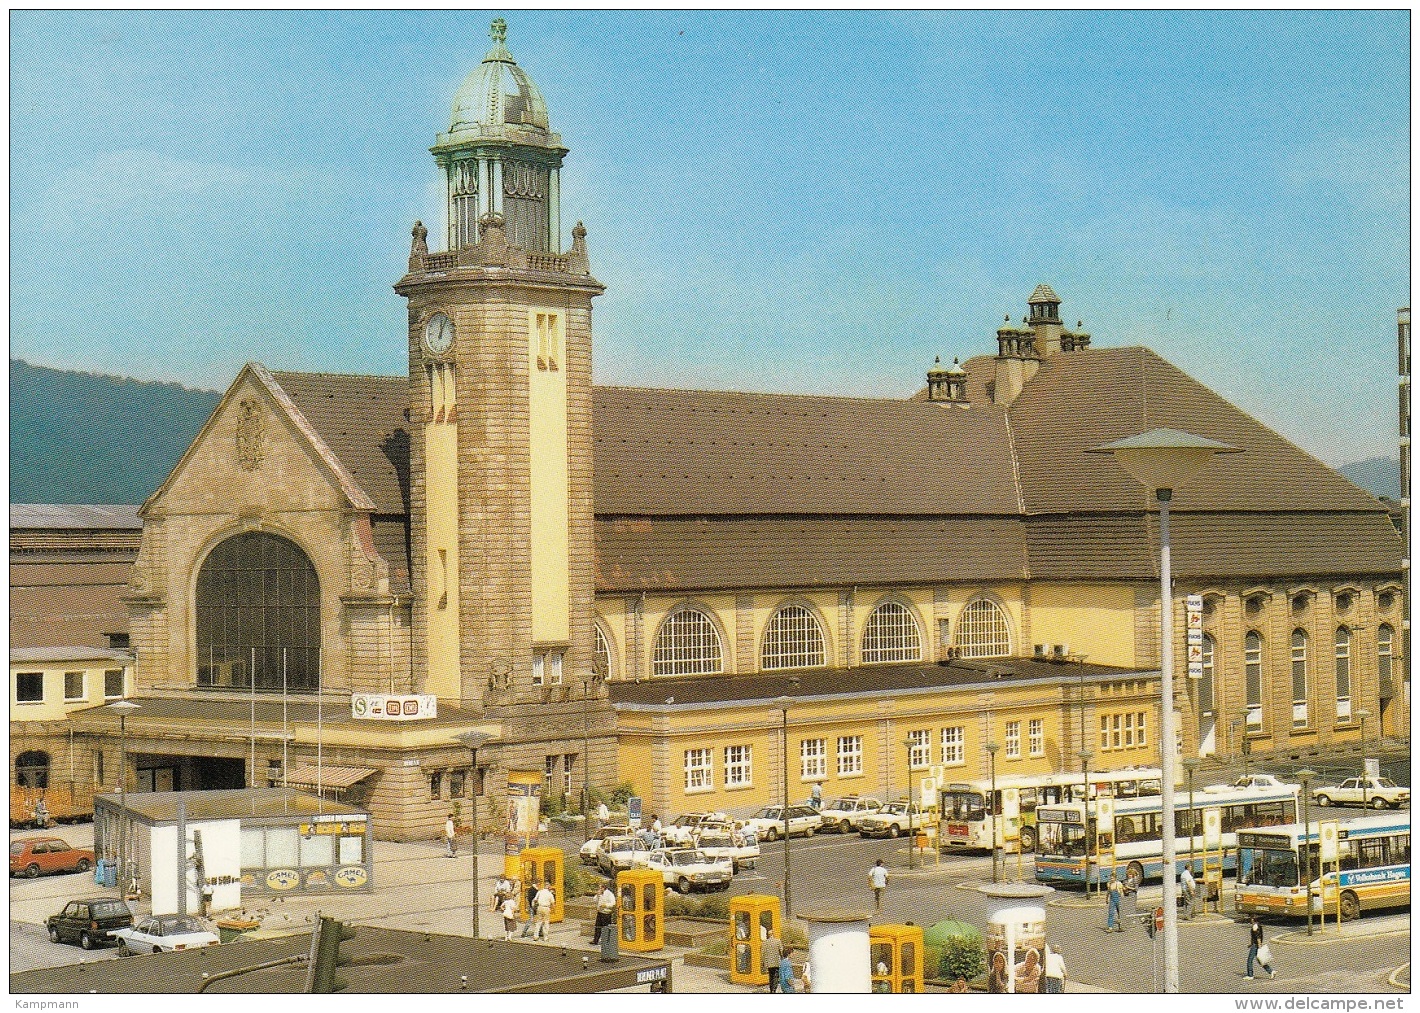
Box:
<box><xmin>281</xmin><ymin>764</ymin><xmax>376</xmax><ymax>790</ymax></box>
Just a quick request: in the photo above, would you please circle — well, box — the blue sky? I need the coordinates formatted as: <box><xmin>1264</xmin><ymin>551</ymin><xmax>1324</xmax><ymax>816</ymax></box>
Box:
<box><xmin>9</xmin><ymin>10</ymin><xmax>1410</xmax><ymax>467</ymax></box>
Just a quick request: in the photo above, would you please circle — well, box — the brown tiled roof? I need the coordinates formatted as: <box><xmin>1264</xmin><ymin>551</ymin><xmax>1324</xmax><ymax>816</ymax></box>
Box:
<box><xmin>9</xmin><ymin>559</ymin><xmax>133</xmax><ymax>649</ymax></box>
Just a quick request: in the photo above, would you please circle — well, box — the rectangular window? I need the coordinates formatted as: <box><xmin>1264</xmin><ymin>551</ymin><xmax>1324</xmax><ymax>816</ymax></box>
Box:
<box><xmin>1123</xmin><ymin>712</ymin><xmax>1135</xmax><ymax>747</ymax></box>
<box><xmin>837</xmin><ymin>735</ymin><xmax>863</xmax><ymax>776</ymax></box>
<box><xmin>531</xmin><ymin>654</ymin><xmax>545</xmax><ymax>686</ymax></box>
<box><xmin>1028</xmin><ymin>718</ymin><xmax>1044</xmax><ymax>758</ymax></box>
<box><xmin>16</xmin><ymin>672</ymin><xmax>42</xmax><ymax>703</ymax></box>
<box><xmin>549</xmin><ymin>652</ymin><xmax>564</xmax><ymax>685</ymax></box>
<box><xmin>1136</xmin><ymin>711</ymin><xmax>1148</xmax><ymax>747</ymax></box>
<box><xmin>1292</xmin><ymin>636</ymin><xmax>1309</xmax><ymax>728</ymax></box>
<box><xmin>908</xmin><ymin>730</ymin><xmax>930</xmax><ymax>769</ymax></box>
<box><xmin>94</xmin><ymin>750</ymin><xmax>104</xmax><ymax>785</ymax></box>
<box><xmin>724</xmin><ymin>745</ymin><xmax>752</xmax><ymax>788</ymax></box>
<box><xmin>450</xmin><ymin>770</ymin><xmax>467</xmax><ymax>799</ymax></box>
<box><xmin>104</xmin><ymin>669</ymin><xmax>125</xmax><ymax>699</ymax></box>
<box><xmin>1245</xmin><ymin>633</ymin><xmax>1264</xmax><ymax>727</ymax></box>
<box><xmin>941</xmin><ymin>726</ymin><xmax>964</xmax><ymax>766</ymax></box>
<box><xmin>1004</xmin><ymin>720</ymin><xmax>1021</xmax><ymax>759</ymax></box>
<box><xmin>1335</xmin><ymin>633</ymin><xmax>1352</xmax><ymax>722</ymax></box>
<box><xmin>562</xmin><ymin>753</ymin><xmax>576</xmax><ymax>796</ymax></box>
<box><xmin>1099</xmin><ymin>714</ymin><xmax>1109</xmax><ymax>751</ymax></box>
<box><xmin>544</xmin><ymin>755</ymin><xmax>557</xmax><ymax>786</ymax></box>
<box><xmin>63</xmin><ymin>671</ymin><xmax>85</xmax><ymax>701</ymax></box>
<box><xmin>800</xmin><ymin>738</ymin><xmax>826</xmax><ymax>780</ymax></box>
<box><xmin>534</xmin><ymin>312</ymin><xmax>561</xmax><ymax>370</ymax></box>
<box><xmin>429</xmin><ymin>771</ymin><xmax>443</xmax><ymax>800</ymax></box>
<box><xmin>685</xmin><ymin>748</ymin><xmax>713</xmax><ymax>792</ymax></box>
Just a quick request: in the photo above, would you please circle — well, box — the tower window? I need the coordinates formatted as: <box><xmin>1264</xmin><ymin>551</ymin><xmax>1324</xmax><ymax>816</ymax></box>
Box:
<box><xmin>534</xmin><ymin>312</ymin><xmax>561</xmax><ymax>371</ymax></box>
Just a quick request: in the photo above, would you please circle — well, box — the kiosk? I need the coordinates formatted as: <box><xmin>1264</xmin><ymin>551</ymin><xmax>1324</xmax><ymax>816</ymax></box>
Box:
<box><xmin>516</xmin><ymin>846</ymin><xmax>564</xmax><ymax>923</ymax></box>
<box><xmin>616</xmin><ymin>868</ymin><xmax>663</xmax><ymax>952</ymax></box>
<box><xmin>729</xmin><ymin>894</ymin><xmax>781</xmax><ymax>987</ymax></box>
<box><xmin>869</xmin><ymin>923</ymin><xmax>924</xmax><ymax>993</ymax></box>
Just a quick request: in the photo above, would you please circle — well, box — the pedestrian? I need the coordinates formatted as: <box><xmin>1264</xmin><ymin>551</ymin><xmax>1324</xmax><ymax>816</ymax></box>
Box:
<box><xmin>444</xmin><ymin>812</ymin><xmax>457</xmax><ymax>858</ymax></box>
<box><xmin>1106</xmin><ymin>871</ymin><xmax>1124</xmax><ymax>932</ymax></box>
<box><xmin>499</xmin><ymin>892</ymin><xmax>520</xmax><ymax>941</ymax></box>
<box><xmin>760</xmin><ymin>928</ymin><xmax>784</xmax><ymax>993</ymax></box>
<box><xmin>1245</xmin><ymin>915</ymin><xmax>1275</xmax><ymax>980</ymax></box>
<box><xmin>988</xmin><ymin>951</ymin><xmax>1010</xmax><ymax>993</ymax></box>
<box><xmin>519</xmin><ymin>879</ymin><xmax>538</xmax><ymax>938</ymax></box>
<box><xmin>491</xmin><ymin>873</ymin><xmax>512</xmax><ymax>913</ymax></box>
<box><xmin>810</xmin><ymin>782</ymin><xmax>822</xmax><ymax>811</ymax></box>
<box><xmin>593</xmin><ymin>879</ymin><xmax>617</xmax><ymax>946</ymax></box>
<box><xmin>1044</xmin><ymin>943</ymin><xmax>1067</xmax><ymax>993</ymax></box>
<box><xmin>532</xmin><ymin>880</ymin><xmax>556</xmax><ymax>941</ymax></box>
<box><xmin>869</xmin><ymin>858</ymin><xmax>890</xmax><ymax>911</ymax></box>
<box><xmin>33</xmin><ymin>797</ymin><xmax>49</xmax><ymax>829</ymax></box>
<box><xmin>1179</xmin><ymin>864</ymin><xmax>1197</xmax><ymax>917</ymax></box>
<box><xmin>597</xmin><ymin>800</ymin><xmax>609</xmax><ymax>828</ymax></box>
<box><xmin>779</xmin><ymin>945</ymin><xmax>796</xmax><ymax>993</ymax></box>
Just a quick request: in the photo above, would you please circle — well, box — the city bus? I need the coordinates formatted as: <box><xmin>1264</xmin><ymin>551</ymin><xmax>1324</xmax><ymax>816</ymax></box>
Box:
<box><xmin>1235</xmin><ymin>812</ymin><xmax>1410</xmax><ymax>921</ymax></box>
<box><xmin>933</xmin><ymin>767</ymin><xmax>1165</xmax><ymax>854</ymax></box>
<box><xmin>1033</xmin><ymin>783</ymin><xmax>1299</xmax><ymax>886</ymax></box>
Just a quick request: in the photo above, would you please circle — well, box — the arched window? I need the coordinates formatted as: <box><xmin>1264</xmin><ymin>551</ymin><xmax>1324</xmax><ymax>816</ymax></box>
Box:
<box><xmin>1377</xmin><ymin>623</ymin><xmax>1395</xmax><ymax>686</ymax></box>
<box><xmin>1291</xmin><ymin>629</ymin><xmax>1309</xmax><ymax>728</ymax></box>
<box><xmin>861</xmin><ymin>602</ymin><xmax>922</xmax><ymax>664</ymax></box>
<box><xmin>1334</xmin><ymin>627</ymin><xmax>1352</xmax><ymax>721</ymax></box>
<box><xmin>1244</xmin><ymin>631</ymin><xmax>1264</xmax><ymax>727</ymax></box>
<box><xmin>593</xmin><ymin>623</ymin><xmax>615</xmax><ymax>681</ymax></box>
<box><xmin>15</xmin><ymin>750</ymin><xmax>50</xmax><ymax>789</ymax></box>
<box><xmin>652</xmin><ymin>606</ymin><xmax>723</xmax><ymax>677</ymax></box>
<box><xmin>1197</xmin><ymin>634</ymin><xmax>1216</xmax><ymax>716</ymax></box>
<box><xmin>195</xmin><ymin>532</ymin><xmax>321</xmax><ymax>692</ymax></box>
<box><xmin>956</xmin><ymin>599</ymin><xmax>1012</xmax><ymax>658</ymax></box>
<box><xmin>761</xmin><ymin>605</ymin><xmax>826</xmax><ymax>670</ymax></box>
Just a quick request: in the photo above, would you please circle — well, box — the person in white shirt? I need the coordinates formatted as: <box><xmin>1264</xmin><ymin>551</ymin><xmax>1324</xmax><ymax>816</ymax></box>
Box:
<box><xmin>499</xmin><ymin>894</ymin><xmax>520</xmax><ymax>940</ymax></box>
<box><xmin>593</xmin><ymin>880</ymin><xmax>617</xmax><ymax>945</ymax></box>
<box><xmin>869</xmin><ymin>859</ymin><xmax>890</xmax><ymax>911</ymax></box>
<box><xmin>1044</xmin><ymin>944</ymin><xmax>1067</xmax><ymax>993</ymax></box>
<box><xmin>531</xmin><ymin>882</ymin><xmax>556</xmax><ymax>941</ymax></box>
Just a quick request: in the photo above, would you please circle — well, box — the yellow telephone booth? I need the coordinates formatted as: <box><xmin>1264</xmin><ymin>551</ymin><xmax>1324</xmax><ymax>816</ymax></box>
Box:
<box><xmin>869</xmin><ymin>923</ymin><xmax>924</xmax><ymax>993</ymax></box>
<box><xmin>616</xmin><ymin>868</ymin><xmax>663</xmax><ymax>952</ymax></box>
<box><xmin>516</xmin><ymin>846</ymin><xmax>565</xmax><ymax>923</ymax></box>
<box><xmin>728</xmin><ymin>894</ymin><xmax>781</xmax><ymax>987</ymax></box>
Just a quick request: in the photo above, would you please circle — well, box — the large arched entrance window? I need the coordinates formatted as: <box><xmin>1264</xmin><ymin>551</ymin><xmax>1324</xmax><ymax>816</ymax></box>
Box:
<box><xmin>195</xmin><ymin>532</ymin><xmax>321</xmax><ymax>692</ymax></box>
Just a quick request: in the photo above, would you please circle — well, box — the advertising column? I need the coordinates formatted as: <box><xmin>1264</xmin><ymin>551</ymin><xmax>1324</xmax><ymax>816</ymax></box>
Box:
<box><xmin>980</xmin><ymin>883</ymin><xmax>1055</xmax><ymax>994</ymax></box>
<box><xmin>505</xmin><ymin>771</ymin><xmax>543</xmax><ymax>857</ymax></box>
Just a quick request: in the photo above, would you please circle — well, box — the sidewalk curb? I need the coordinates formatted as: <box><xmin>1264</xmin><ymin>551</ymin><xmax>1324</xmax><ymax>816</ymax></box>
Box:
<box><xmin>1385</xmin><ymin>963</ymin><xmax>1409</xmax><ymax>990</ymax></box>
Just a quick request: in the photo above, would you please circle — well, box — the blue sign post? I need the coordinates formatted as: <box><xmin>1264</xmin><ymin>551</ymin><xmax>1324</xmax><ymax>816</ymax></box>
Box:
<box><xmin>628</xmin><ymin>796</ymin><xmax>643</xmax><ymax>828</ymax></box>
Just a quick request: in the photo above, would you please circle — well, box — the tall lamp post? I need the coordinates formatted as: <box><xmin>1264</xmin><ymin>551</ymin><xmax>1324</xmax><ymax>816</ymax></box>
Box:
<box><xmin>454</xmin><ymin>730</ymin><xmax>494</xmax><ymax>939</ymax></box>
<box><xmin>1296</xmin><ymin>768</ymin><xmax>1318</xmax><ymax>936</ymax></box>
<box><xmin>985</xmin><ymin>742</ymin><xmax>1001</xmax><ymax>883</ymax></box>
<box><xmin>1089</xmin><ymin>428</ymin><xmax>1240</xmax><ymax>993</ymax></box>
<box><xmin>1355</xmin><ymin>709</ymin><xmax>1372</xmax><ymax>808</ymax></box>
<box><xmin>903</xmin><ymin>738</ymin><xmax>919</xmax><ymax>871</ymax></box>
<box><xmin>1182</xmin><ymin>757</ymin><xmax>1200</xmax><ymax>917</ymax></box>
<box><xmin>107</xmin><ymin>699</ymin><xmax>140</xmax><ymax>899</ymax></box>
<box><xmin>773</xmin><ymin>695</ymin><xmax>794</xmax><ymax>916</ymax></box>
<box><xmin>1078</xmin><ymin>749</ymin><xmax>1093</xmax><ymax>897</ymax></box>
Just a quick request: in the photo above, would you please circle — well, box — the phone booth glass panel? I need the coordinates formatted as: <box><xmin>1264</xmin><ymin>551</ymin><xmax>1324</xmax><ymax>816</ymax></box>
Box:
<box><xmin>617</xmin><ymin>868</ymin><xmax>663</xmax><ymax>951</ymax></box>
<box><xmin>728</xmin><ymin>894</ymin><xmax>781</xmax><ymax>986</ymax></box>
<box><xmin>869</xmin><ymin>923</ymin><xmax>924</xmax><ymax>993</ymax></box>
<box><xmin>518</xmin><ymin>846</ymin><xmax>564</xmax><ymax>922</ymax></box>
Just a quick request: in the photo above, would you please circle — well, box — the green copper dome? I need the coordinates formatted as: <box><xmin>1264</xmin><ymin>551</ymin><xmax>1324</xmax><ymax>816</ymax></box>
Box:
<box><xmin>449</xmin><ymin>19</ymin><xmax>551</xmax><ymax>134</ymax></box>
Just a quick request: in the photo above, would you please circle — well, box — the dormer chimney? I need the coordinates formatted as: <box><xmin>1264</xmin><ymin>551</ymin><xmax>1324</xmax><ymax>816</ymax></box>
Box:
<box><xmin>926</xmin><ymin>356</ymin><xmax>968</xmax><ymax>403</ymax></box>
<box><xmin>1028</xmin><ymin>284</ymin><xmax>1065</xmax><ymax>356</ymax></box>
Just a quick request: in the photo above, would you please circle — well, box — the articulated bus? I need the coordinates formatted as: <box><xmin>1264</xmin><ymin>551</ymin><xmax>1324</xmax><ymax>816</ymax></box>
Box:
<box><xmin>932</xmin><ymin>768</ymin><xmax>1165</xmax><ymax>855</ymax></box>
<box><xmin>1033</xmin><ymin>784</ymin><xmax>1299</xmax><ymax>887</ymax></box>
<box><xmin>1235</xmin><ymin>813</ymin><xmax>1410</xmax><ymax>921</ymax></box>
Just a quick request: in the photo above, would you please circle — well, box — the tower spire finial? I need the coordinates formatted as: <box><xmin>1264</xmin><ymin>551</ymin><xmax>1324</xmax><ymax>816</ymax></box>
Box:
<box><xmin>490</xmin><ymin>18</ymin><xmax>507</xmax><ymax>45</ymax></box>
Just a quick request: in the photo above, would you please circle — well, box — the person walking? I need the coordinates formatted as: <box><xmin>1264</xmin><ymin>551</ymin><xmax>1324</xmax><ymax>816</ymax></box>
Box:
<box><xmin>519</xmin><ymin>879</ymin><xmax>538</xmax><ymax>938</ymax></box>
<box><xmin>779</xmin><ymin>945</ymin><xmax>797</xmax><ymax>993</ymax></box>
<box><xmin>444</xmin><ymin>812</ymin><xmax>457</xmax><ymax>858</ymax></box>
<box><xmin>1105</xmin><ymin>871</ymin><xmax>1124</xmax><ymax>931</ymax></box>
<box><xmin>593</xmin><ymin>879</ymin><xmax>617</xmax><ymax>946</ymax></box>
<box><xmin>531</xmin><ymin>881</ymin><xmax>556</xmax><ymax>941</ymax></box>
<box><xmin>810</xmin><ymin>782</ymin><xmax>822</xmax><ymax>811</ymax></box>
<box><xmin>1044</xmin><ymin>944</ymin><xmax>1067</xmax><ymax>993</ymax></box>
<box><xmin>1245</xmin><ymin>915</ymin><xmax>1275</xmax><ymax>980</ymax></box>
<box><xmin>869</xmin><ymin>859</ymin><xmax>890</xmax><ymax>911</ymax></box>
<box><xmin>597</xmin><ymin>801</ymin><xmax>610</xmax><ymax>828</ymax></box>
<box><xmin>499</xmin><ymin>892</ymin><xmax>520</xmax><ymax>941</ymax></box>
<box><xmin>761</xmin><ymin>928</ymin><xmax>784</xmax><ymax>993</ymax></box>
<box><xmin>1179</xmin><ymin>864</ymin><xmax>1197</xmax><ymax>918</ymax></box>
<box><xmin>491</xmin><ymin>874</ymin><xmax>512</xmax><ymax>913</ymax></box>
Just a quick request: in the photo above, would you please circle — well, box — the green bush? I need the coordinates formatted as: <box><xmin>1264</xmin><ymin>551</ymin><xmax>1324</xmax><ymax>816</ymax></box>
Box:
<box><xmin>663</xmin><ymin>891</ymin><xmax>732</xmax><ymax>921</ymax></box>
<box><xmin>937</xmin><ymin>934</ymin><xmax>986</xmax><ymax>982</ymax></box>
<box><xmin>562</xmin><ymin>864</ymin><xmax>599</xmax><ymax>898</ymax></box>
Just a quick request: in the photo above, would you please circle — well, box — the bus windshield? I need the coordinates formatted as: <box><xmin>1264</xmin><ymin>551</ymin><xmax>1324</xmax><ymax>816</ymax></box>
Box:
<box><xmin>939</xmin><ymin>789</ymin><xmax>987</xmax><ymax>821</ymax></box>
<box><xmin>1242</xmin><ymin>848</ymin><xmax>1299</xmax><ymax>889</ymax></box>
<box><xmin>1038</xmin><ymin>819</ymin><xmax>1088</xmax><ymax>858</ymax></box>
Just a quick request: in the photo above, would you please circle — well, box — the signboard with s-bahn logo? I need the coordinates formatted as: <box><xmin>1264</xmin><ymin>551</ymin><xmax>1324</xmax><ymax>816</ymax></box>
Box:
<box><xmin>351</xmin><ymin>693</ymin><xmax>437</xmax><ymax>720</ymax></box>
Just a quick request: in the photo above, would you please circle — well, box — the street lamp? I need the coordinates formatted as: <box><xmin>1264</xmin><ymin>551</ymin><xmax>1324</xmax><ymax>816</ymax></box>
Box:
<box><xmin>1296</xmin><ymin>768</ymin><xmax>1318</xmax><ymax>936</ymax></box>
<box><xmin>1089</xmin><ymin>427</ymin><xmax>1240</xmax><ymax>994</ymax></box>
<box><xmin>985</xmin><ymin>742</ymin><xmax>1001</xmax><ymax>883</ymax></box>
<box><xmin>1077</xmin><ymin>749</ymin><xmax>1093</xmax><ymax>897</ymax></box>
<box><xmin>1076</xmin><ymin>656</ymin><xmax>1090</xmax><ymax>769</ymax></box>
<box><xmin>1182</xmin><ymin>756</ymin><xmax>1200</xmax><ymax>917</ymax></box>
<box><xmin>903</xmin><ymin>738</ymin><xmax>918</xmax><ymax>871</ymax></box>
<box><xmin>773</xmin><ymin>695</ymin><xmax>794</xmax><ymax>916</ymax></box>
<box><xmin>1355</xmin><ymin>708</ymin><xmax>1373</xmax><ymax>808</ymax></box>
<box><xmin>454</xmin><ymin>730</ymin><xmax>495</xmax><ymax>939</ymax></box>
<box><xmin>107</xmin><ymin>699</ymin><xmax>140</xmax><ymax>899</ymax></box>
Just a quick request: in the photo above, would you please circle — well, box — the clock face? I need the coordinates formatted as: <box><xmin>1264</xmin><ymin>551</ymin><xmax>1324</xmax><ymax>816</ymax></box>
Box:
<box><xmin>423</xmin><ymin>312</ymin><xmax>454</xmax><ymax>355</ymax></box>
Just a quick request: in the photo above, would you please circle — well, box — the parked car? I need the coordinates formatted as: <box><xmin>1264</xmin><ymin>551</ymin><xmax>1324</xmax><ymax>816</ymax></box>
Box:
<box><xmin>46</xmin><ymin>897</ymin><xmax>134</xmax><ymax>950</ymax></box>
<box><xmin>693</xmin><ymin>828</ymin><xmax>759</xmax><ymax>872</ymax></box>
<box><xmin>596</xmin><ymin>834</ymin><xmax>652</xmax><ymax>876</ymax></box>
<box><xmin>9</xmin><ymin>837</ymin><xmax>95</xmax><ymax>878</ymax></box>
<box><xmin>113</xmin><ymin>914</ymin><xmax>221</xmax><ymax>955</ymax></box>
<box><xmin>858</xmin><ymin>800</ymin><xmax>931</xmax><ymax>838</ymax></box>
<box><xmin>661</xmin><ymin>813</ymin><xmax>727</xmax><ymax>847</ymax></box>
<box><xmin>578</xmin><ymin>825</ymin><xmax>632</xmax><ymax>865</ymax></box>
<box><xmin>643</xmin><ymin>848</ymin><xmax>732</xmax><ymax>894</ymax></box>
<box><xmin>742</xmin><ymin>805</ymin><xmax>819</xmax><ymax>842</ymax></box>
<box><xmin>818</xmin><ymin>796</ymin><xmax>884</xmax><ymax>834</ymax></box>
<box><xmin>1208</xmin><ymin>774</ymin><xmax>1291</xmax><ymax>792</ymax></box>
<box><xmin>1313</xmin><ymin>777</ymin><xmax>1410</xmax><ymax>810</ymax></box>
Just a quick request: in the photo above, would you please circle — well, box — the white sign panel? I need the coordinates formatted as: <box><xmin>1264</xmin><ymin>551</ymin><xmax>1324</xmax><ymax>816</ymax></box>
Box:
<box><xmin>351</xmin><ymin>693</ymin><xmax>437</xmax><ymax>721</ymax></box>
<box><xmin>1319</xmin><ymin>820</ymin><xmax>1340</xmax><ymax>864</ymax></box>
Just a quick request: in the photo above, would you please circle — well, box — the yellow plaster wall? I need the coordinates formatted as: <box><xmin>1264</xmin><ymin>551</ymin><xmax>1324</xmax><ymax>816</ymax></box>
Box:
<box><xmin>10</xmin><ymin>662</ymin><xmax>130</xmax><ymax>721</ymax></box>
<box><xmin>528</xmin><ymin>309</ymin><xmax>570</xmax><ymax>644</ymax></box>
<box><xmin>424</xmin><ymin>414</ymin><xmax>460</xmax><ymax>700</ymax></box>
<box><xmin>1027</xmin><ymin>583</ymin><xmax>1136</xmax><ymax>667</ymax></box>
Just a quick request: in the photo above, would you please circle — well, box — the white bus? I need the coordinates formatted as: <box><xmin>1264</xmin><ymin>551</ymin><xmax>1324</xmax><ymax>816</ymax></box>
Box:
<box><xmin>932</xmin><ymin>768</ymin><xmax>1165</xmax><ymax>854</ymax></box>
<box><xmin>1033</xmin><ymin>783</ymin><xmax>1298</xmax><ymax>887</ymax></box>
<box><xmin>1235</xmin><ymin>812</ymin><xmax>1410</xmax><ymax>921</ymax></box>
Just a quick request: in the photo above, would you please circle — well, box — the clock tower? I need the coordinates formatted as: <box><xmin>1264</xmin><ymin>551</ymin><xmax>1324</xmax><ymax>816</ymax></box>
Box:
<box><xmin>396</xmin><ymin>21</ymin><xmax>605</xmax><ymax>764</ymax></box>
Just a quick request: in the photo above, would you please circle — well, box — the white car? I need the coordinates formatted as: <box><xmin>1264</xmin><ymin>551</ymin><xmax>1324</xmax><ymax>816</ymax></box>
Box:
<box><xmin>644</xmin><ymin>848</ymin><xmax>732</xmax><ymax>894</ymax></box>
<box><xmin>857</xmin><ymin>800</ymin><xmax>931</xmax><ymax>838</ymax></box>
<box><xmin>661</xmin><ymin>813</ymin><xmax>727</xmax><ymax>847</ymax></box>
<box><xmin>742</xmin><ymin>805</ymin><xmax>819</xmax><ymax>842</ymax></box>
<box><xmin>596</xmin><ymin>834</ymin><xmax>653</xmax><ymax>876</ymax></box>
<box><xmin>693</xmin><ymin>828</ymin><xmax>759</xmax><ymax>872</ymax></box>
<box><xmin>1313</xmin><ymin>777</ymin><xmax>1410</xmax><ymax>810</ymax></box>
<box><xmin>818</xmin><ymin>795</ymin><xmax>884</xmax><ymax>834</ymax></box>
<box><xmin>578</xmin><ymin>825</ymin><xmax>632</xmax><ymax>865</ymax></box>
<box><xmin>113</xmin><ymin>914</ymin><xmax>220</xmax><ymax>955</ymax></box>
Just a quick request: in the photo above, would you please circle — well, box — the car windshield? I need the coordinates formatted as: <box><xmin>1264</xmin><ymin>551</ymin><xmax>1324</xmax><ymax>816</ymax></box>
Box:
<box><xmin>1038</xmin><ymin>820</ymin><xmax>1088</xmax><ymax>858</ymax></box>
<box><xmin>673</xmin><ymin>852</ymin><xmax>707</xmax><ymax>866</ymax></box>
<box><xmin>160</xmin><ymin>916</ymin><xmax>208</xmax><ymax>934</ymax></box>
<box><xmin>756</xmin><ymin>808</ymin><xmax>781</xmax><ymax>820</ymax></box>
<box><xmin>9</xmin><ymin>843</ymin><xmax>22</xmax><ymax>855</ymax></box>
<box><xmin>1377</xmin><ymin>778</ymin><xmax>1398</xmax><ymax>789</ymax></box>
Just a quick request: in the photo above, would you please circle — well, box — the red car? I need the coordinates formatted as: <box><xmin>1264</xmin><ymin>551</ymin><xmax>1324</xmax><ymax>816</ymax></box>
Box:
<box><xmin>9</xmin><ymin>837</ymin><xmax>94</xmax><ymax>878</ymax></box>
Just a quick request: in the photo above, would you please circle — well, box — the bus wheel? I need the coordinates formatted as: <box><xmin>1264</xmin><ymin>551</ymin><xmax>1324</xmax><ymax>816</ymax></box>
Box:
<box><xmin>1018</xmin><ymin>827</ymin><xmax>1036</xmax><ymax>853</ymax></box>
<box><xmin>1339</xmin><ymin>891</ymin><xmax>1360</xmax><ymax>922</ymax></box>
<box><xmin>1126</xmin><ymin>861</ymin><xmax>1144</xmax><ymax>884</ymax></box>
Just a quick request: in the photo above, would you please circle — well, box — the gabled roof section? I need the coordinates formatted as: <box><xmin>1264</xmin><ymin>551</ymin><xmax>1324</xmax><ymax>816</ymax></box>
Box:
<box><xmin>1007</xmin><ymin>347</ymin><xmax>1388</xmax><ymax>515</ymax></box>
<box><xmin>592</xmin><ymin>385</ymin><xmax>1019</xmax><ymax>516</ymax></box>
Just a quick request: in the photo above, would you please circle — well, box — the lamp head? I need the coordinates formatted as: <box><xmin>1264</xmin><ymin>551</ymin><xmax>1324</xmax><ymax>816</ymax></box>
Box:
<box><xmin>1295</xmin><ymin>768</ymin><xmax>1319</xmax><ymax>783</ymax></box>
<box><xmin>1087</xmin><ymin>428</ymin><xmax>1240</xmax><ymax>495</ymax></box>
<box><xmin>107</xmin><ymin>699</ymin><xmax>140</xmax><ymax>716</ymax></box>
